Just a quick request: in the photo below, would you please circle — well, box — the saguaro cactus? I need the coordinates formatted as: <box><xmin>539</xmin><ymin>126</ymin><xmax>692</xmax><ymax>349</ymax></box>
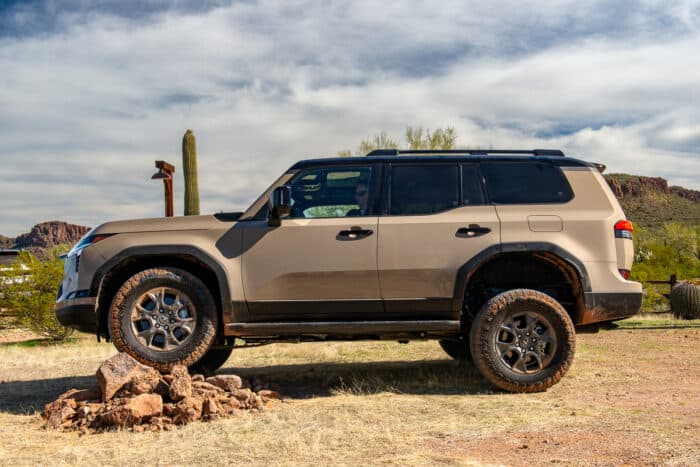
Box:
<box><xmin>670</xmin><ymin>281</ymin><xmax>700</xmax><ymax>319</ymax></box>
<box><xmin>182</xmin><ymin>129</ymin><xmax>200</xmax><ymax>216</ymax></box>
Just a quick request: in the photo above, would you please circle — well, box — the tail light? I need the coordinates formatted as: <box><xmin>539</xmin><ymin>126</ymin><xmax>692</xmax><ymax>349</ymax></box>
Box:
<box><xmin>618</xmin><ymin>269</ymin><xmax>631</xmax><ymax>280</ymax></box>
<box><xmin>614</xmin><ymin>220</ymin><xmax>634</xmax><ymax>239</ymax></box>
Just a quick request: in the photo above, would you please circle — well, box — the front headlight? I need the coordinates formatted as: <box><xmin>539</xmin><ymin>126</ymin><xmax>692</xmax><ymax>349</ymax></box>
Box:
<box><xmin>67</xmin><ymin>230</ymin><xmax>114</xmax><ymax>257</ymax></box>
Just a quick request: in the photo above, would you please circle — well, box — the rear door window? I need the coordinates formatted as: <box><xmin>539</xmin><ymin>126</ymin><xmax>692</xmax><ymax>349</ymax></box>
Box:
<box><xmin>480</xmin><ymin>162</ymin><xmax>573</xmax><ymax>204</ymax></box>
<box><xmin>390</xmin><ymin>164</ymin><xmax>460</xmax><ymax>215</ymax></box>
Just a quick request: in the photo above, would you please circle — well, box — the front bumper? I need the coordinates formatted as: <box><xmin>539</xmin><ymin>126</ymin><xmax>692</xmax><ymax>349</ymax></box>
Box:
<box><xmin>580</xmin><ymin>292</ymin><xmax>643</xmax><ymax>324</ymax></box>
<box><xmin>55</xmin><ymin>297</ymin><xmax>97</xmax><ymax>333</ymax></box>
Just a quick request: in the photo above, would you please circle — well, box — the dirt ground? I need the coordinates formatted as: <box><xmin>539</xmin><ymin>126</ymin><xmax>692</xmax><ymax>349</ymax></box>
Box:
<box><xmin>0</xmin><ymin>318</ymin><xmax>699</xmax><ymax>466</ymax></box>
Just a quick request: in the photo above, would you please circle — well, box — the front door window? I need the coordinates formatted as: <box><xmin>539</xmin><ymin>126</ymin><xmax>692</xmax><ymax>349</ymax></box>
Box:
<box><xmin>288</xmin><ymin>167</ymin><xmax>374</xmax><ymax>218</ymax></box>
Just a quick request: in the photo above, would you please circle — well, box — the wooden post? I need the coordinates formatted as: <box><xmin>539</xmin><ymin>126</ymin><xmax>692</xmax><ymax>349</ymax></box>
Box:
<box><xmin>152</xmin><ymin>160</ymin><xmax>175</xmax><ymax>217</ymax></box>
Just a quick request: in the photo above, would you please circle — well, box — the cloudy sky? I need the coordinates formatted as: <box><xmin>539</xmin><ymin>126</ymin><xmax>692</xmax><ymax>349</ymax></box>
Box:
<box><xmin>1</xmin><ymin>0</ymin><xmax>699</xmax><ymax>236</ymax></box>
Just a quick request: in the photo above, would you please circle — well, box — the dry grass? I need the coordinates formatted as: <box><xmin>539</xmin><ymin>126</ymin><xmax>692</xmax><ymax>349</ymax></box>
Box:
<box><xmin>1</xmin><ymin>319</ymin><xmax>699</xmax><ymax>466</ymax></box>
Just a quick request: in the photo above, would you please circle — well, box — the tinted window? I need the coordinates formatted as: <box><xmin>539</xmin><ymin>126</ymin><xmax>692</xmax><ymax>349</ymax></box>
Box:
<box><xmin>390</xmin><ymin>165</ymin><xmax>459</xmax><ymax>215</ymax></box>
<box><xmin>288</xmin><ymin>166</ymin><xmax>373</xmax><ymax>218</ymax></box>
<box><xmin>462</xmin><ymin>164</ymin><xmax>485</xmax><ymax>205</ymax></box>
<box><xmin>481</xmin><ymin>162</ymin><xmax>573</xmax><ymax>204</ymax></box>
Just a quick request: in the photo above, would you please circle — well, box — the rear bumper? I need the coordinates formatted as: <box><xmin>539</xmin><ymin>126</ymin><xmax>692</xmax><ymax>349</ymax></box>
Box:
<box><xmin>580</xmin><ymin>292</ymin><xmax>643</xmax><ymax>324</ymax></box>
<box><xmin>55</xmin><ymin>297</ymin><xmax>97</xmax><ymax>333</ymax></box>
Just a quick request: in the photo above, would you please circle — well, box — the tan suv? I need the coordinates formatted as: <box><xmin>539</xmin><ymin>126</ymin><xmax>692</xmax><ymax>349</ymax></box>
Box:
<box><xmin>55</xmin><ymin>149</ymin><xmax>642</xmax><ymax>392</ymax></box>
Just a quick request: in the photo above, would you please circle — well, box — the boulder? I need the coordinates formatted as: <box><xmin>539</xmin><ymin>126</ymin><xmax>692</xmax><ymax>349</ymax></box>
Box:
<box><xmin>96</xmin><ymin>353</ymin><xmax>160</xmax><ymax>402</ymax></box>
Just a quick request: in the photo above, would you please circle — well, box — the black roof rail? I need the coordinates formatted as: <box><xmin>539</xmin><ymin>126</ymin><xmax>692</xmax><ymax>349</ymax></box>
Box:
<box><xmin>365</xmin><ymin>149</ymin><xmax>565</xmax><ymax>157</ymax></box>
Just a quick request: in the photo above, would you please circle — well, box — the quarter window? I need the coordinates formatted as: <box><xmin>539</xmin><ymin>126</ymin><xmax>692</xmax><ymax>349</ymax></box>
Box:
<box><xmin>390</xmin><ymin>165</ymin><xmax>460</xmax><ymax>215</ymax></box>
<box><xmin>481</xmin><ymin>162</ymin><xmax>573</xmax><ymax>204</ymax></box>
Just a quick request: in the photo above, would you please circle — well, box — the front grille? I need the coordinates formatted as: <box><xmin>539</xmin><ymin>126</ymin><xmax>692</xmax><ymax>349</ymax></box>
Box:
<box><xmin>75</xmin><ymin>254</ymin><xmax>80</xmax><ymax>273</ymax></box>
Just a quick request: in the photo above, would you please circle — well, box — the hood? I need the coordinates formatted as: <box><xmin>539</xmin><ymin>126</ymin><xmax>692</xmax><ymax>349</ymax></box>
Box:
<box><xmin>93</xmin><ymin>213</ymin><xmax>242</xmax><ymax>235</ymax></box>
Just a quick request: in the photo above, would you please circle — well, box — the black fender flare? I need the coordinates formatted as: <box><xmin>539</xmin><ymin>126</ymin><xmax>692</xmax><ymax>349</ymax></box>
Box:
<box><xmin>451</xmin><ymin>242</ymin><xmax>591</xmax><ymax>312</ymax></box>
<box><xmin>90</xmin><ymin>245</ymin><xmax>234</xmax><ymax>321</ymax></box>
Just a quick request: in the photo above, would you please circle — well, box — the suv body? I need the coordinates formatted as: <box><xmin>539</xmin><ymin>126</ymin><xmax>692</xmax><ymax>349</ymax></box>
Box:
<box><xmin>56</xmin><ymin>149</ymin><xmax>642</xmax><ymax>392</ymax></box>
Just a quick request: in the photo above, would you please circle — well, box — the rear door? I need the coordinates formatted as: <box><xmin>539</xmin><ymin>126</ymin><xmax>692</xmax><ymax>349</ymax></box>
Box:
<box><xmin>377</xmin><ymin>162</ymin><xmax>501</xmax><ymax>319</ymax></box>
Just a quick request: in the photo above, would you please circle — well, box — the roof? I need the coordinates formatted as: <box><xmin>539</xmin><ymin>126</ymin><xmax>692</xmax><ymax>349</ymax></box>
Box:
<box><xmin>290</xmin><ymin>149</ymin><xmax>596</xmax><ymax>171</ymax></box>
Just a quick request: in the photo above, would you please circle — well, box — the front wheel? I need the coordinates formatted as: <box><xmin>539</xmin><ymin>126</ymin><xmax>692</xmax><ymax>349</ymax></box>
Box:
<box><xmin>469</xmin><ymin>289</ymin><xmax>575</xmax><ymax>393</ymax></box>
<box><xmin>108</xmin><ymin>267</ymin><xmax>218</xmax><ymax>372</ymax></box>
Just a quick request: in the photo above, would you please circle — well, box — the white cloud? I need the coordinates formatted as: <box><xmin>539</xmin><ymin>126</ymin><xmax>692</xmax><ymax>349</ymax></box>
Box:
<box><xmin>1</xmin><ymin>0</ymin><xmax>699</xmax><ymax>236</ymax></box>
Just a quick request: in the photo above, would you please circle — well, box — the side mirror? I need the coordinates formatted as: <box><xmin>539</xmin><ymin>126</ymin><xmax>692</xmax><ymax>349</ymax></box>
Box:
<box><xmin>268</xmin><ymin>186</ymin><xmax>292</xmax><ymax>226</ymax></box>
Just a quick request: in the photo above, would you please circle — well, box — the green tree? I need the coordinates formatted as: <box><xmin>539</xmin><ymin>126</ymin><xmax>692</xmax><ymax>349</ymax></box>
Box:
<box><xmin>357</xmin><ymin>131</ymin><xmax>399</xmax><ymax>155</ymax></box>
<box><xmin>0</xmin><ymin>248</ymin><xmax>73</xmax><ymax>341</ymax></box>
<box><xmin>338</xmin><ymin>126</ymin><xmax>457</xmax><ymax>156</ymax></box>
<box><xmin>406</xmin><ymin>126</ymin><xmax>456</xmax><ymax>150</ymax></box>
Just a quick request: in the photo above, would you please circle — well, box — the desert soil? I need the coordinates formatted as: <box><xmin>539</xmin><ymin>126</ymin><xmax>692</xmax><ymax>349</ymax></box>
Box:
<box><xmin>0</xmin><ymin>318</ymin><xmax>698</xmax><ymax>466</ymax></box>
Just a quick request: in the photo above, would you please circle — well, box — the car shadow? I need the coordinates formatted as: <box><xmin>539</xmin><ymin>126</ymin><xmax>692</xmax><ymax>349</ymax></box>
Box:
<box><xmin>0</xmin><ymin>359</ymin><xmax>494</xmax><ymax>415</ymax></box>
<box><xmin>0</xmin><ymin>375</ymin><xmax>96</xmax><ymax>415</ymax></box>
<box><xmin>217</xmin><ymin>359</ymin><xmax>493</xmax><ymax>399</ymax></box>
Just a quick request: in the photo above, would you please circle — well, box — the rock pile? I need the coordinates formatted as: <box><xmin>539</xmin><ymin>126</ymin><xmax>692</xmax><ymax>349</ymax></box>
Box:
<box><xmin>43</xmin><ymin>353</ymin><xmax>280</xmax><ymax>433</ymax></box>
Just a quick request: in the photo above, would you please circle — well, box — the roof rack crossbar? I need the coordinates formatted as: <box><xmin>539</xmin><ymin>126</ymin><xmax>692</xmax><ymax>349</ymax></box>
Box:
<box><xmin>365</xmin><ymin>149</ymin><xmax>565</xmax><ymax>157</ymax></box>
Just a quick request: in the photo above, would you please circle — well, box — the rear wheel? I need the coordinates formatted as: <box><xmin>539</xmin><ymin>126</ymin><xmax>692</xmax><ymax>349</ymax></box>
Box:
<box><xmin>469</xmin><ymin>289</ymin><xmax>575</xmax><ymax>393</ymax></box>
<box><xmin>439</xmin><ymin>338</ymin><xmax>471</xmax><ymax>361</ymax></box>
<box><xmin>189</xmin><ymin>346</ymin><xmax>234</xmax><ymax>376</ymax></box>
<box><xmin>108</xmin><ymin>267</ymin><xmax>218</xmax><ymax>372</ymax></box>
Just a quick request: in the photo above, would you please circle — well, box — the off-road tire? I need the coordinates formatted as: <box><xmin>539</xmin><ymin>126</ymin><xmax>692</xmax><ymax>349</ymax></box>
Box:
<box><xmin>469</xmin><ymin>289</ymin><xmax>575</xmax><ymax>393</ymax></box>
<box><xmin>189</xmin><ymin>346</ymin><xmax>234</xmax><ymax>376</ymax></box>
<box><xmin>108</xmin><ymin>267</ymin><xmax>218</xmax><ymax>372</ymax></box>
<box><xmin>439</xmin><ymin>338</ymin><xmax>471</xmax><ymax>361</ymax></box>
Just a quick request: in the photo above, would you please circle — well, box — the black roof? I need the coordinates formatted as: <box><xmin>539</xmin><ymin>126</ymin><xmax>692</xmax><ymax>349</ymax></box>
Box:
<box><xmin>290</xmin><ymin>149</ymin><xmax>595</xmax><ymax>171</ymax></box>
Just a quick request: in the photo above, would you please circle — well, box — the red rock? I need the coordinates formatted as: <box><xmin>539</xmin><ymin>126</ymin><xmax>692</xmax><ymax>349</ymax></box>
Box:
<box><xmin>258</xmin><ymin>389</ymin><xmax>281</xmax><ymax>400</ymax></box>
<box><xmin>172</xmin><ymin>397</ymin><xmax>203</xmax><ymax>424</ymax></box>
<box><xmin>127</xmin><ymin>372</ymin><xmax>162</xmax><ymax>395</ymax></box>
<box><xmin>206</xmin><ymin>375</ymin><xmax>243</xmax><ymax>392</ymax></box>
<box><xmin>231</xmin><ymin>388</ymin><xmax>254</xmax><ymax>403</ymax></box>
<box><xmin>96</xmin><ymin>353</ymin><xmax>160</xmax><ymax>401</ymax></box>
<box><xmin>168</xmin><ymin>366</ymin><xmax>192</xmax><ymax>402</ymax></box>
<box><xmin>125</xmin><ymin>393</ymin><xmax>162</xmax><ymax>419</ymax></box>
<box><xmin>192</xmin><ymin>381</ymin><xmax>225</xmax><ymax>396</ymax></box>
<box><xmin>202</xmin><ymin>397</ymin><xmax>220</xmax><ymax>416</ymax></box>
<box><xmin>44</xmin><ymin>400</ymin><xmax>77</xmax><ymax>429</ymax></box>
<box><xmin>100</xmin><ymin>394</ymin><xmax>162</xmax><ymax>426</ymax></box>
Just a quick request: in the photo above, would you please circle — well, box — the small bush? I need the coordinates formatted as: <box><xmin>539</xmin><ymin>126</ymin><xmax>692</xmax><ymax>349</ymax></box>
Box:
<box><xmin>0</xmin><ymin>248</ymin><xmax>73</xmax><ymax>341</ymax></box>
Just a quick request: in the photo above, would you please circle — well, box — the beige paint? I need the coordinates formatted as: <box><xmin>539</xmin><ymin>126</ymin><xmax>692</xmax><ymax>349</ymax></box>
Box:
<box><xmin>240</xmin><ymin>217</ymin><xmax>380</xmax><ymax>301</ymax></box>
<box><xmin>377</xmin><ymin>206</ymin><xmax>500</xmax><ymax>299</ymax></box>
<box><xmin>75</xmin><ymin>159</ymin><xmax>642</xmax><ymax>328</ymax></box>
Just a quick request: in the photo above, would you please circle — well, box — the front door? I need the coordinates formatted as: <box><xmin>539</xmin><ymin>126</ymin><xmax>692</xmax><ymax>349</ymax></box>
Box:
<box><xmin>241</xmin><ymin>164</ymin><xmax>382</xmax><ymax>321</ymax></box>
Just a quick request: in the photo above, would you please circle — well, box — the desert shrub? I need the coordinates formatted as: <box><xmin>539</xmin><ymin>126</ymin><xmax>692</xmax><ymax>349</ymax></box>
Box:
<box><xmin>631</xmin><ymin>222</ymin><xmax>700</xmax><ymax>312</ymax></box>
<box><xmin>0</xmin><ymin>248</ymin><xmax>73</xmax><ymax>340</ymax></box>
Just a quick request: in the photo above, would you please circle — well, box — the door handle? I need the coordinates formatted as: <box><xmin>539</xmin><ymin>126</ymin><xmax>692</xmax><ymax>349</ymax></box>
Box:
<box><xmin>337</xmin><ymin>228</ymin><xmax>374</xmax><ymax>240</ymax></box>
<box><xmin>456</xmin><ymin>224</ymin><xmax>491</xmax><ymax>238</ymax></box>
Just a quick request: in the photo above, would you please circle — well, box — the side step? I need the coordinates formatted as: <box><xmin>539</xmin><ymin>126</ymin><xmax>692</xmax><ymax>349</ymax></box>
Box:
<box><xmin>225</xmin><ymin>320</ymin><xmax>460</xmax><ymax>337</ymax></box>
